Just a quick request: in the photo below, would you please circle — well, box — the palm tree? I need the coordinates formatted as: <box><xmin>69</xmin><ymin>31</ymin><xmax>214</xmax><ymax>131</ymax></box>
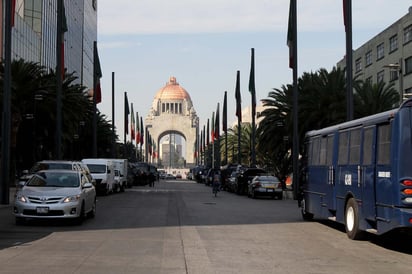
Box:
<box><xmin>219</xmin><ymin>123</ymin><xmax>254</xmax><ymax>166</ymax></box>
<box><xmin>353</xmin><ymin>80</ymin><xmax>399</xmax><ymax>118</ymax></box>
<box><xmin>0</xmin><ymin>59</ymin><xmax>116</xmax><ymax>177</ymax></box>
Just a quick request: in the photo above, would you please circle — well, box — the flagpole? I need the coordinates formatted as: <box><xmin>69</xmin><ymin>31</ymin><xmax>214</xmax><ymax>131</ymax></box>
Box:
<box><xmin>1</xmin><ymin>0</ymin><xmax>13</xmax><ymax>204</ymax></box>
<box><xmin>223</xmin><ymin>91</ymin><xmax>228</xmax><ymax>165</ymax></box>
<box><xmin>235</xmin><ymin>70</ymin><xmax>242</xmax><ymax>165</ymax></box>
<box><xmin>112</xmin><ymin>72</ymin><xmax>116</xmax><ymax>157</ymax></box>
<box><xmin>249</xmin><ymin>48</ymin><xmax>256</xmax><ymax>167</ymax></box>
<box><xmin>344</xmin><ymin>0</ymin><xmax>354</xmax><ymax>121</ymax></box>
<box><xmin>290</xmin><ymin>0</ymin><xmax>299</xmax><ymax>199</ymax></box>
<box><xmin>56</xmin><ymin>0</ymin><xmax>63</xmax><ymax>159</ymax></box>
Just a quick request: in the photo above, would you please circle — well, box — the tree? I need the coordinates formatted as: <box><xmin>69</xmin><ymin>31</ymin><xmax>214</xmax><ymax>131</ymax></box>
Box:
<box><xmin>353</xmin><ymin>80</ymin><xmax>399</xmax><ymax>118</ymax></box>
<box><xmin>0</xmin><ymin>59</ymin><xmax>116</xmax><ymax>177</ymax></box>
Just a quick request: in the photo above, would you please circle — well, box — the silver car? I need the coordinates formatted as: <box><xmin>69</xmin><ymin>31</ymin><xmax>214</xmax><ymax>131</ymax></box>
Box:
<box><xmin>14</xmin><ymin>169</ymin><xmax>96</xmax><ymax>224</ymax></box>
<box><xmin>248</xmin><ymin>175</ymin><xmax>283</xmax><ymax>199</ymax></box>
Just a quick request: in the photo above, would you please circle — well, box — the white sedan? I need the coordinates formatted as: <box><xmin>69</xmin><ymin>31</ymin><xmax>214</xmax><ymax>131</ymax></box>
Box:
<box><xmin>14</xmin><ymin>169</ymin><xmax>96</xmax><ymax>224</ymax></box>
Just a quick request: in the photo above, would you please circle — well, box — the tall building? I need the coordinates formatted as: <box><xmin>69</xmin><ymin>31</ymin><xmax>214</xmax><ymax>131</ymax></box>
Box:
<box><xmin>337</xmin><ymin>7</ymin><xmax>412</xmax><ymax>101</ymax></box>
<box><xmin>1</xmin><ymin>0</ymin><xmax>97</xmax><ymax>90</ymax></box>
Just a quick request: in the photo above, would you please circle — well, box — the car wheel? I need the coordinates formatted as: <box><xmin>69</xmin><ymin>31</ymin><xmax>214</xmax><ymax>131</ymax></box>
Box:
<box><xmin>345</xmin><ymin>198</ymin><xmax>365</xmax><ymax>240</ymax></box>
<box><xmin>88</xmin><ymin>199</ymin><xmax>96</xmax><ymax>218</ymax></box>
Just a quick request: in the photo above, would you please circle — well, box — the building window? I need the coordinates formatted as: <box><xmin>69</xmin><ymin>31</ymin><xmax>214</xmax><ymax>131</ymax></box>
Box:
<box><xmin>355</xmin><ymin>58</ymin><xmax>362</xmax><ymax>73</ymax></box>
<box><xmin>377</xmin><ymin>43</ymin><xmax>384</xmax><ymax>60</ymax></box>
<box><xmin>404</xmin><ymin>25</ymin><xmax>412</xmax><ymax>44</ymax></box>
<box><xmin>377</xmin><ymin>70</ymin><xmax>385</xmax><ymax>83</ymax></box>
<box><xmin>389</xmin><ymin>35</ymin><xmax>398</xmax><ymax>53</ymax></box>
<box><xmin>405</xmin><ymin>57</ymin><xmax>412</xmax><ymax>74</ymax></box>
<box><xmin>389</xmin><ymin>70</ymin><xmax>399</xmax><ymax>81</ymax></box>
<box><xmin>365</xmin><ymin>50</ymin><xmax>372</xmax><ymax>66</ymax></box>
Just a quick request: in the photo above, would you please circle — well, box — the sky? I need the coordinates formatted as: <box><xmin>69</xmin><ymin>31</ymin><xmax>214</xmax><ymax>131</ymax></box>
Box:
<box><xmin>96</xmin><ymin>0</ymin><xmax>411</xmax><ymax>142</ymax></box>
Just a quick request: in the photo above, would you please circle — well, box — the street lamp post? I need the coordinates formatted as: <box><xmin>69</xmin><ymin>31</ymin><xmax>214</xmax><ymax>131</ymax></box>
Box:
<box><xmin>384</xmin><ymin>58</ymin><xmax>403</xmax><ymax>105</ymax></box>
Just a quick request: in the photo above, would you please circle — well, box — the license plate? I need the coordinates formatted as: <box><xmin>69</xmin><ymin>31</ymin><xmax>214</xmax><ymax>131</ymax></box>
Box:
<box><xmin>36</xmin><ymin>207</ymin><xmax>49</xmax><ymax>214</ymax></box>
<box><xmin>267</xmin><ymin>189</ymin><xmax>274</xmax><ymax>192</ymax></box>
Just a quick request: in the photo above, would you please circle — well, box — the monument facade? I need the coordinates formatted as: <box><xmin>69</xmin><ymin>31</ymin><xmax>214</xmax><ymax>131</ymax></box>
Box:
<box><xmin>145</xmin><ymin>77</ymin><xmax>199</xmax><ymax>166</ymax></box>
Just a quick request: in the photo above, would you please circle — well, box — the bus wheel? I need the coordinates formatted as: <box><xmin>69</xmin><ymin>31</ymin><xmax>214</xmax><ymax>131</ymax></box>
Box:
<box><xmin>301</xmin><ymin>198</ymin><xmax>314</xmax><ymax>221</ymax></box>
<box><xmin>345</xmin><ymin>198</ymin><xmax>365</xmax><ymax>240</ymax></box>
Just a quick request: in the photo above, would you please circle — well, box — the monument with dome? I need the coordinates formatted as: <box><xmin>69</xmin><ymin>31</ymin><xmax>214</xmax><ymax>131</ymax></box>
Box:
<box><xmin>145</xmin><ymin>77</ymin><xmax>199</xmax><ymax>167</ymax></box>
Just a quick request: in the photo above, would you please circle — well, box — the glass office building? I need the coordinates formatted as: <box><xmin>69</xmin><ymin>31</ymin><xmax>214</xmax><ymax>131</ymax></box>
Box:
<box><xmin>1</xmin><ymin>0</ymin><xmax>97</xmax><ymax>90</ymax></box>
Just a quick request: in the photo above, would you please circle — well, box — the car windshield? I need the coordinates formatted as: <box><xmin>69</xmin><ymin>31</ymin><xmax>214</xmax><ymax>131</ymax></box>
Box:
<box><xmin>26</xmin><ymin>172</ymin><xmax>80</xmax><ymax>187</ymax></box>
<box><xmin>87</xmin><ymin>164</ymin><xmax>106</xmax><ymax>173</ymax></box>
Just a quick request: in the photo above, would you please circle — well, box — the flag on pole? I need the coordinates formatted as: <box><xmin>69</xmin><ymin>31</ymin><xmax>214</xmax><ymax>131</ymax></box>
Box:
<box><xmin>140</xmin><ymin>117</ymin><xmax>144</xmax><ymax>145</ymax></box>
<box><xmin>124</xmin><ymin>93</ymin><xmax>130</xmax><ymax>135</ymax></box>
<box><xmin>11</xmin><ymin>0</ymin><xmax>16</xmax><ymax>27</ymax></box>
<box><xmin>211</xmin><ymin>112</ymin><xmax>215</xmax><ymax>143</ymax></box>
<box><xmin>343</xmin><ymin>0</ymin><xmax>348</xmax><ymax>32</ymax></box>
<box><xmin>136</xmin><ymin>112</ymin><xmax>140</xmax><ymax>144</ymax></box>
<box><xmin>287</xmin><ymin>0</ymin><xmax>296</xmax><ymax>69</ymax></box>
<box><xmin>130</xmin><ymin>103</ymin><xmax>135</xmax><ymax>140</ymax></box>
<box><xmin>206</xmin><ymin>119</ymin><xmax>210</xmax><ymax>145</ymax></box>
<box><xmin>202</xmin><ymin>126</ymin><xmax>205</xmax><ymax>152</ymax></box>
<box><xmin>215</xmin><ymin>103</ymin><xmax>220</xmax><ymax>141</ymax></box>
<box><xmin>223</xmin><ymin>91</ymin><xmax>227</xmax><ymax>132</ymax></box>
<box><xmin>60</xmin><ymin>1</ymin><xmax>68</xmax><ymax>79</ymax></box>
<box><xmin>93</xmin><ymin>42</ymin><xmax>102</xmax><ymax>104</ymax></box>
<box><xmin>235</xmin><ymin>70</ymin><xmax>242</xmax><ymax>122</ymax></box>
<box><xmin>249</xmin><ymin>48</ymin><xmax>256</xmax><ymax>118</ymax></box>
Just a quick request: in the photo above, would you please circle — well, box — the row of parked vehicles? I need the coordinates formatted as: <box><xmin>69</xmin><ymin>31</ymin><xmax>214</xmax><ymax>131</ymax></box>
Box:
<box><xmin>190</xmin><ymin>165</ymin><xmax>284</xmax><ymax>199</ymax></box>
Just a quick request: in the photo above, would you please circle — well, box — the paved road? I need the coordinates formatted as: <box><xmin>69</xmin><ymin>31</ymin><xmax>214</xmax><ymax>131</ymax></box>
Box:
<box><xmin>0</xmin><ymin>180</ymin><xmax>411</xmax><ymax>274</ymax></box>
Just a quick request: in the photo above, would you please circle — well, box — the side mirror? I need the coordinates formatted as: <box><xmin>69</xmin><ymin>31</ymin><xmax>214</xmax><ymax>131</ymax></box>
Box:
<box><xmin>83</xmin><ymin>182</ymin><xmax>93</xmax><ymax>189</ymax></box>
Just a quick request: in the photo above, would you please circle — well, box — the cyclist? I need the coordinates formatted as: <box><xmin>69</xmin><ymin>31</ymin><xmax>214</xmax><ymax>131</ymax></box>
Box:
<box><xmin>212</xmin><ymin>169</ymin><xmax>221</xmax><ymax>197</ymax></box>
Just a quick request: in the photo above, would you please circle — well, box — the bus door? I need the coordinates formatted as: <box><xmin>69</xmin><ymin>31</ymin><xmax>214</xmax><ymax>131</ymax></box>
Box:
<box><xmin>323</xmin><ymin>134</ymin><xmax>336</xmax><ymax>213</ymax></box>
<box><xmin>360</xmin><ymin>126</ymin><xmax>377</xmax><ymax>222</ymax></box>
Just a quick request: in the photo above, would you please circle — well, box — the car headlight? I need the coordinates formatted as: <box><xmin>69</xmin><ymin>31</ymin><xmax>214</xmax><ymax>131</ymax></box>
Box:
<box><xmin>16</xmin><ymin>194</ymin><xmax>27</xmax><ymax>203</ymax></box>
<box><xmin>63</xmin><ymin>195</ymin><xmax>80</xmax><ymax>203</ymax></box>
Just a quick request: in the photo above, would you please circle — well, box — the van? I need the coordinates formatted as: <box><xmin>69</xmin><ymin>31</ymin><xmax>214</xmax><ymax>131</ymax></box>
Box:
<box><xmin>111</xmin><ymin>159</ymin><xmax>128</xmax><ymax>191</ymax></box>
<box><xmin>82</xmin><ymin>158</ymin><xmax>115</xmax><ymax>195</ymax></box>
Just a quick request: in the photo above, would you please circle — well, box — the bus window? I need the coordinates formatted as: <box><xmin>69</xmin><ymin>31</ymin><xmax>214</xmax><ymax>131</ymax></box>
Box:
<box><xmin>319</xmin><ymin>137</ymin><xmax>328</xmax><ymax>165</ymax></box>
<box><xmin>326</xmin><ymin>135</ymin><xmax>334</xmax><ymax>165</ymax></box>
<box><xmin>338</xmin><ymin>131</ymin><xmax>349</xmax><ymax>165</ymax></box>
<box><xmin>311</xmin><ymin>137</ymin><xmax>321</xmax><ymax>166</ymax></box>
<box><xmin>349</xmin><ymin>128</ymin><xmax>361</xmax><ymax>164</ymax></box>
<box><xmin>362</xmin><ymin>127</ymin><xmax>374</xmax><ymax>165</ymax></box>
<box><xmin>377</xmin><ymin>124</ymin><xmax>391</xmax><ymax>165</ymax></box>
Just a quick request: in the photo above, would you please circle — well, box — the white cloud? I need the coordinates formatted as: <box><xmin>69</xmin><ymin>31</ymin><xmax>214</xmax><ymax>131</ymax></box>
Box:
<box><xmin>98</xmin><ymin>0</ymin><xmax>410</xmax><ymax>35</ymax></box>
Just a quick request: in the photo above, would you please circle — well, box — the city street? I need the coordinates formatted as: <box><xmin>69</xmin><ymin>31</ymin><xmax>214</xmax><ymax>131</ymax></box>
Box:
<box><xmin>0</xmin><ymin>179</ymin><xmax>411</xmax><ymax>274</ymax></box>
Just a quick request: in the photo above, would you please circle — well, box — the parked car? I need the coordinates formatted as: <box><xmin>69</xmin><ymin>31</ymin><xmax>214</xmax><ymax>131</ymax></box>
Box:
<box><xmin>18</xmin><ymin>160</ymin><xmax>86</xmax><ymax>187</ymax></box>
<box><xmin>248</xmin><ymin>175</ymin><xmax>283</xmax><ymax>199</ymax></box>
<box><xmin>82</xmin><ymin>158</ymin><xmax>116</xmax><ymax>195</ymax></box>
<box><xmin>235</xmin><ymin>168</ymin><xmax>266</xmax><ymax>195</ymax></box>
<box><xmin>14</xmin><ymin>169</ymin><xmax>96</xmax><ymax>225</ymax></box>
<box><xmin>226</xmin><ymin>171</ymin><xmax>239</xmax><ymax>193</ymax></box>
<box><xmin>176</xmin><ymin>173</ymin><xmax>182</xmax><ymax>179</ymax></box>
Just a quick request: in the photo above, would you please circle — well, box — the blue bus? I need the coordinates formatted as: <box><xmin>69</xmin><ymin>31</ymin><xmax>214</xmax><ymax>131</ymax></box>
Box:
<box><xmin>299</xmin><ymin>99</ymin><xmax>412</xmax><ymax>239</ymax></box>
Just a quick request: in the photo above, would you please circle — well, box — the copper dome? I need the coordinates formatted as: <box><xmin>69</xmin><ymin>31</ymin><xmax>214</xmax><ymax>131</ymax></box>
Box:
<box><xmin>154</xmin><ymin>77</ymin><xmax>191</xmax><ymax>101</ymax></box>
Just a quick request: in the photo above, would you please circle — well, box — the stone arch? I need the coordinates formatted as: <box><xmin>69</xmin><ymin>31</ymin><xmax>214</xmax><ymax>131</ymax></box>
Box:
<box><xmin>145</xmin><ymin>77</ymin><xmax>199</xmax><ymax>166</ymax></box>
